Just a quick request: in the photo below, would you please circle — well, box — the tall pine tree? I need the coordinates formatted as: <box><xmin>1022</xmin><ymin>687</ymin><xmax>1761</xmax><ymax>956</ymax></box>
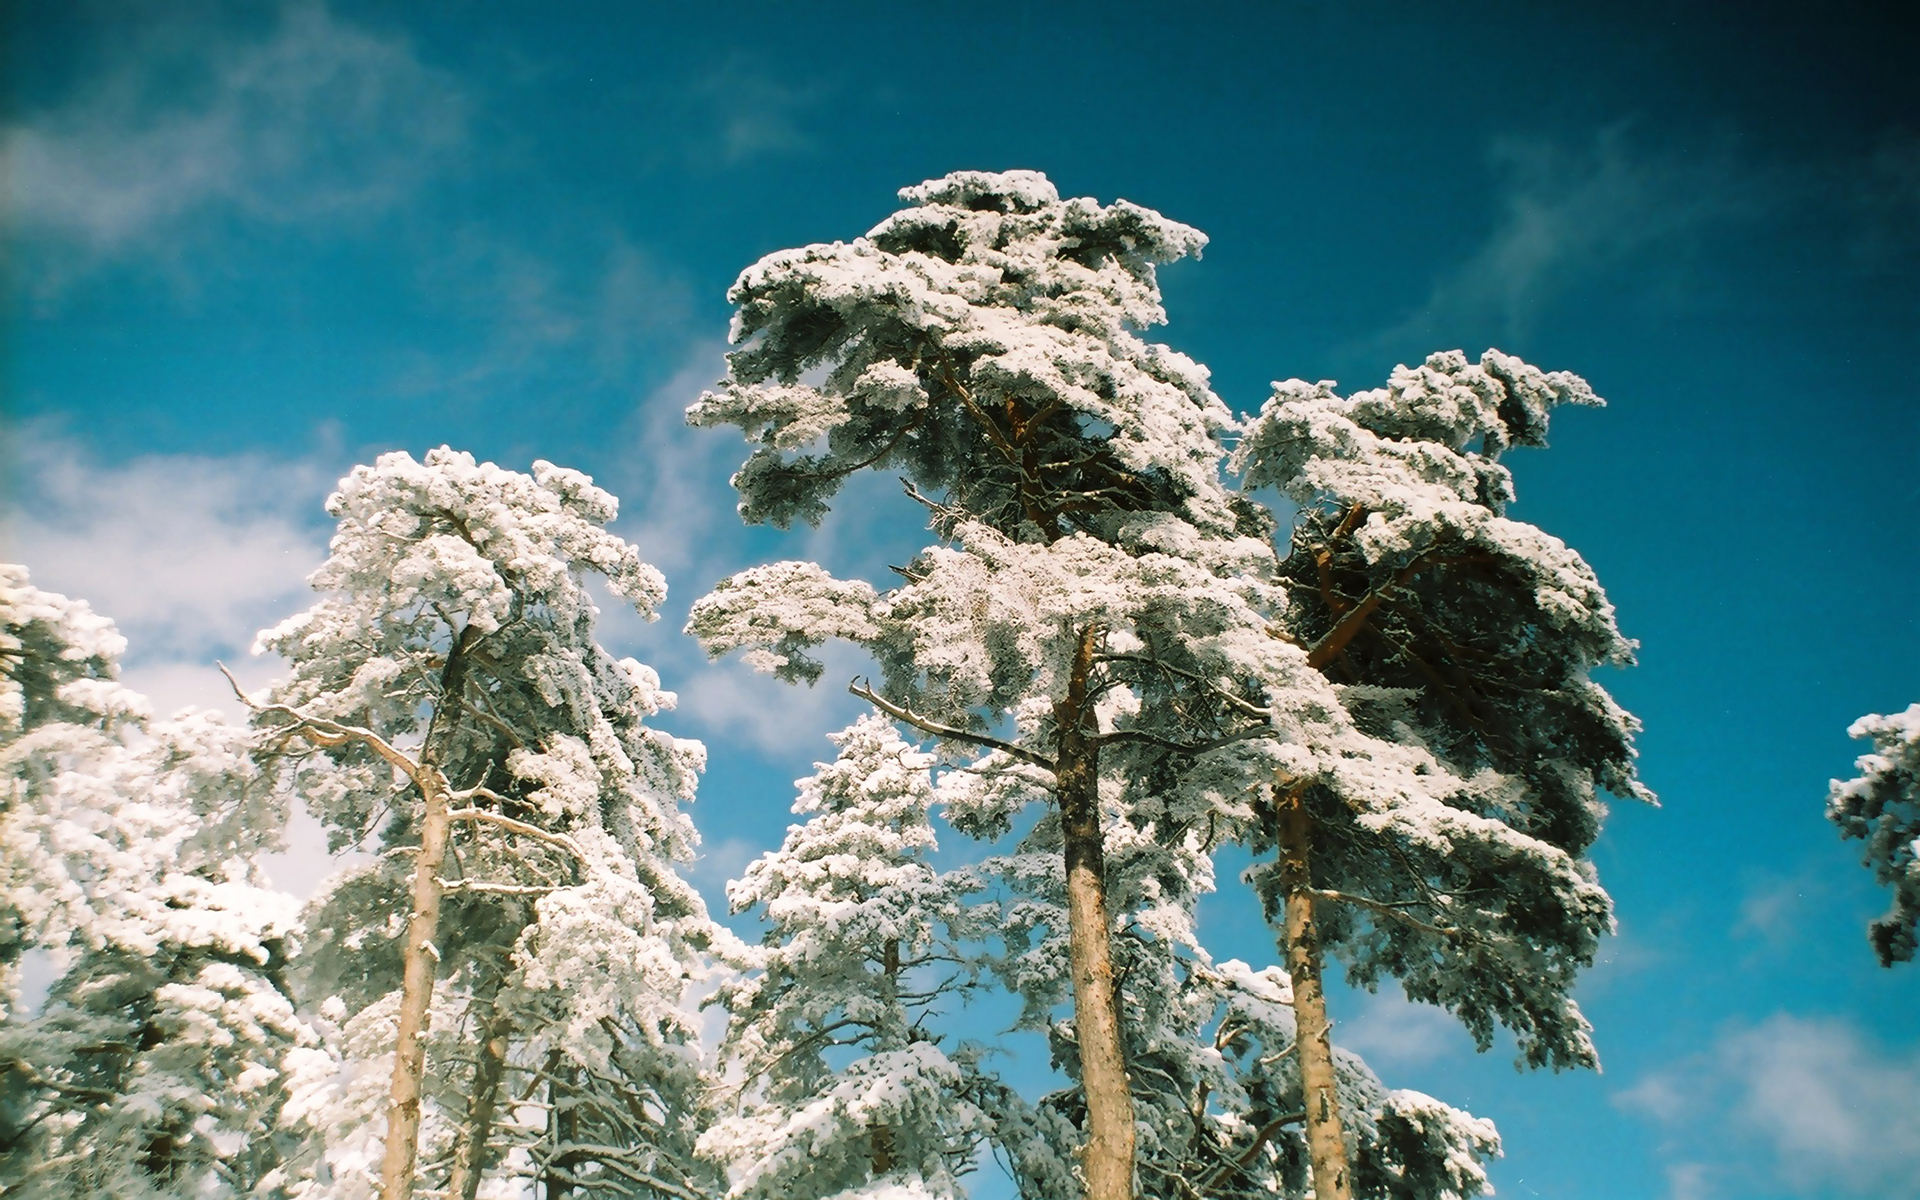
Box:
<box><xmin>248</xmin><ymin>449</ymin><xmax>725</xmax><ymax>1200</ymax></box>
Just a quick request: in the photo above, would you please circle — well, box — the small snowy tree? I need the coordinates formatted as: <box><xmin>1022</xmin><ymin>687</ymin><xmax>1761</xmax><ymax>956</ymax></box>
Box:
<box><xmin>0</xmin><ymin>566</ymin><xmax>316</xmax><ymax>1197</ymax></box>
<box><xmin>702</xmin><ymin>714</ymin><xmax>993</xmax><ymax>1200</ymax></box>
<box><xmin>1828</xmin><ymin>703</ymin><xmax>1920</xmax><ymax>966</ymax></box>
<box><xmin>248</xmin><ymin>449</ymin><xmax>724</xmax><ymax>1200</ymax></box>
<box><xmin>1230</xmin><ymin>351</ymin><xmax>1652</xmax><ymax>1197</ymax></box>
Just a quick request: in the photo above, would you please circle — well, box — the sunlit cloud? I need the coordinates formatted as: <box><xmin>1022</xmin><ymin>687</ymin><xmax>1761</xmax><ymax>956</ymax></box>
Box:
<box><xmin>3</xmin><ymin>2</ymin><xmax>467</xmax><ymax>297</ymax></box>
<box><xmin>1334</xmin><ymin>981</ymin><xmax>1479</xmax><ymax>1069</ymax></box>
<box><xmin>0</xmin><ymin>424</ymin><xmax>337</xmax><ymax>715</ymax></box>
<box><xmin>1360</xmin><ymin>127</ymin><xmax>1768</xmax><ymax>360</ymax></box>
<box><xmin>1616</xmin><ymin>1012</ymin><xmax>1920</xmax><ymax>1199</ymax></box>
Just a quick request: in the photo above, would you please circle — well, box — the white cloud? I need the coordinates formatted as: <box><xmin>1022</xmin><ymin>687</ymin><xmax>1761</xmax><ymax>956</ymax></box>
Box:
<box><xmin>392</xmin><ymin>230</ymin><xmax>697</xmax><ymax>402</ymax></box>
<box><xmin>0</xmin><ymin>424</ymin><xmax>336</xmax><ymax>714</ymax></box>
<box><xmin>682</xmin><ymin>54</ymin><xmax>824</xmax><ymax>166</ymax></box>
<box><xmin>1617</xmin><ymin>1012</ymin><xmax>1920</xmax><ymax>1199</ymax></box>
<box><xmin>1363</xmin><ymin>127</ymin><xmax>1765</xmax><ymax>357</ymax></box>
<box><xmin>4</xmin><ymin>2</ymin><xmax>466</xmax><ymax>292</ymax></box>
<box><xmin>1334</xmin><ymin>980</ymin><xmax>1478</xmax><ymax>1069</ymax></box>
<box><xmin>675</xmin><ymin>649</ymin><xmax>872</xmax><ymax>761</ymax></box>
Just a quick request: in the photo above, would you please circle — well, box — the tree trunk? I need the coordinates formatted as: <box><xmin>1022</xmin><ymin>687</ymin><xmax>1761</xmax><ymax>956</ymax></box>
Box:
<box><xmin>447</xmin><ymin>982</ymin><xmax>511</xmax><ymax>1200</ymax></box>
<box><xmin>378</xmin><ymin>768</ymin><xmax>452</xmax><ymax>1200</ymax></box>
<box><xmin>380</xmin><ymin>627</ymin><xmax>479</xmax><ymax>1200</ymax></box>
<box><xmin>871</xmin><ymin>936</ymin><xmax>901</xmax><ymax>1177</ymax></box>
<box><xmin>547</xmin><ymin>1065</ymin><xmax>579</xmax><ymax>1200</ymax></box>
<box><xmin>1056</xmin><ymin>624</ymin><xmax>1135</xmax><ymax>1200</ymax></box>
<box><xmin>1276</xmin><ymin>785</ymin><xmax>1352</xmax><ymax>1200</ymax></box>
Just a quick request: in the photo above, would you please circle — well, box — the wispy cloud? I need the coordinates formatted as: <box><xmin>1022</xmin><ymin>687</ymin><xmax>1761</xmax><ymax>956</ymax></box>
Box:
<box><xmin>1616</xmin><ymin>1012</ymin><xmax>1920</xmax><ymax>1198</ymax></box>
<box><xmin>0</xmin><ymin>424</ymin><xmax>337</xmax><ymax>716</ymax></box>
<box><xmin>3</xmin><ymin>2</ymin><xmax>466</xmax><ymax>296</ymax></box>
<box><xmin>1361</xmin><ymin>127</ymin><xmax>1767</xmax><ymax>359</ymax></box>
<box><xmin>1850</xmin><ymin>130</ymin><xmax>1920</xmax><ymax>268</ymax></box>
<box><xmin>393</xmin><ymin>229</ymin><xmax>697</xmax><ymax>403</ymax></box>
<box><xmin>1335</xmin><ymin>981</ymin><xmax>1478</xmax><ymax>1069</ymax></box>
<box><xmin>675</xmin><ymin>53</ymin><xmax>825</xmax><ymax>166</ymax></box>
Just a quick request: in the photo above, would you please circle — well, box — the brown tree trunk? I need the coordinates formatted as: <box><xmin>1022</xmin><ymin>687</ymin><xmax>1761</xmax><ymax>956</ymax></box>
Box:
<box><xmin>447</xmin><ymin>983</ymin><xmax>511</xmax><ymax>1200</ymax></box>
<box><xmin>380</xmin><ymin>627</ymin><xmax>479</xmax><ymax>1200</ymax></box>
<box><xmin>378</xmin><ymin>768</ymin><xmax>452</xmax><ymax>1200</ymax></box>
<box><xmin>870</xmin><ymin>936</ymin><xmax>901</xmax><ymax>1177</ymax></box>
<box><xmin>1277</xmin><ymin>785</ymin><xmax>1352</xmax><ymax>1200</ymax></box>
<box><xmin>1056</xmin><ymin>624</ymin><xmax>1135</xmax><ymax>1200</ymax></box>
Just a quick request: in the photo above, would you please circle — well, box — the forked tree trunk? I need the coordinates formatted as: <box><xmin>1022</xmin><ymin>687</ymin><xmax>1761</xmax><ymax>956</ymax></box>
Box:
<box><xmin>1056</xmin><ymin>624</ymin><xmax>1135</xmax><ymax>1200</ymax></box>
<box><xmin>1276</xmin><ymin>784</ymin><xmax>1352</xmax><ymax>1200</ymax></box>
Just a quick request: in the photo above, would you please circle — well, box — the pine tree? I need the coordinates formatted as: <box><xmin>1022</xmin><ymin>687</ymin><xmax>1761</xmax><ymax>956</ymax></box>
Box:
<box><xmin>246</xmin><ymin>449</ymin><xmax>724</xmax><ymax>1200</ymax></box>
<box><xmin>1230</xmin><ymin>351</ymin><xmax>1653</xmax><ymax>1196</ymax></box>
<box><xmin>702</xmin><ymin>714</ymin><xmax>993</xmax><ymax>1200</ymax></box>
<box><xmin>0</xmin><ymin>565</ymin><xmax>316</xmax><ymax>1198</ymax></box>
<box><xmin>687</xmin><ymin>168</ymin><xmax>1268</xmax><ymax>1200</ymax></box>
<box><xmin>1828</xmin><ymin>703</ymin><xmax>1920</xmax><ymax>966</ymax></box>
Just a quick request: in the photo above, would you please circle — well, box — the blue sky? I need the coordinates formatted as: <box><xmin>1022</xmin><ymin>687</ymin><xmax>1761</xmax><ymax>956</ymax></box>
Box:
<box><xmin>4</xmin><ymin>3</ymin><xmax>1917</xmax><ymax>1197</ymax></box>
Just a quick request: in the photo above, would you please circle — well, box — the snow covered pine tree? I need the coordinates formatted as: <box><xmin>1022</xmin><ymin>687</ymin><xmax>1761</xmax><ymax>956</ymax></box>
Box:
<box><xmin>244</xmin><ymin>449</ymin><xmax>725</xmax><ymax>1200</ymax></box>
<box><xmin>701</xmin><ymin>714</ymin><xmax>997</xmax><ymax>1200</ymax></box>
<box><xmin>1828</xmin><ymin>703</ymin><xmax>1920</xmax><ymax>966</ymax></box>
<box><xmin>1231</xmin><ymin>353</ymin><xmax>1655</xmax><ymax>1197</ymax></box>
<box><xmin>687</xmin><ymin>171</ymin><xmax>1510</xmax><ymax>1200</ymax></box>
<box><xmin>0</xmin><ymin>565</ymin><xmax>318</xmax><ymax>1198</ymax></box>
<box><xmin>685</xmin><ymin>169</ymin><xmax>1248</xmax><ymax>1200</ymax></box>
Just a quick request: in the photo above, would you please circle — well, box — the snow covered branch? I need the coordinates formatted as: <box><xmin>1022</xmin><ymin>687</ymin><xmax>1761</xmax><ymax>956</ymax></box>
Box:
<box><xmin>849</xmin><ymin>679</ymin><xmax>1056</xmax><ymax>771</ymax></box>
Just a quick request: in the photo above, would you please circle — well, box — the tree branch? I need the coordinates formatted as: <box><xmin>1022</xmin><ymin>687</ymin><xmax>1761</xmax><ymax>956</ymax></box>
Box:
<box><xmin>437</xmin><ymin>878</ymin><xmax>561</xmax><ymax>897</ymax></box>
<box><xmin>444</xmin><ymin>800</ymin><xmax>591</xmax><ymax>862</ymax></box>
<box><xmin>1093</xmin><ymin>652</ymin><xmax>1272</xmax><ymax>719</ymax></box>
<box><xmin>849</xmin><ymin>680</ymin><xmax>1056</xmax><ymax>771</ymax></box>
<box><xmin>218</xmin><ymin>661</ymin><xmax>424</xmax><ymax>785</ymax></box>
<box><xmin>1092</xmin><ymin>724</ymin><xmax>1275</xmax><ymax>757</ymax></box>
<box><xmin>1304</xmin><ymin>553</ymin><xmax>1437</xmax><ymax>670</ymax></box>
<box><xmin>1308</xmin><ymin>888</ymin><xmax>1457</xmax><ymax>938</ymax></box>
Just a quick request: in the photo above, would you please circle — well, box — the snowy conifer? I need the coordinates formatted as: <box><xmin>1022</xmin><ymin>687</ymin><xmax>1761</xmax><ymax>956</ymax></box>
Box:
<box><xmin>703</xmin><ymin>714</ymin><xmax>992</xmax><ymax>1199</ymax></box>
<box><xmin>688</xmin><ymin>168</ymin><xmax>1285</xmax><ymax>1200</ymax></box>
<box><xmin>1230</xmin><ymin>351</ymin><xmax>1651</xmax><ymax>1195</ymax></box>
<box><xmin>248</xmin><ymin>449</ymin><xmax>723</xmax><ymax>1200</ymax></box>
<box><xmin>1828</xmin><ymin>703</ymin><xmax>1920</xmax><ymax>965</ymax></box>
<box><xmin>0</xmin><ymin>566</ymin><xmax>316</xmax><ymax>1197</ymax></box>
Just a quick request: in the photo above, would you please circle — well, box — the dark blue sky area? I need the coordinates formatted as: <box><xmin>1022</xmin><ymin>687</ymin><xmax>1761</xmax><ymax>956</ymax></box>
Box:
<box><xmin>5</xmin><ymin>4</ymin><xmax>1917</xmax><ymax>1198</ymax></box>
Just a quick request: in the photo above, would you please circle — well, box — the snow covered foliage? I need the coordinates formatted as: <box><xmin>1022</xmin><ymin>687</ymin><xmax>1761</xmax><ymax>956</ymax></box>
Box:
<box><xmin>251</xmin><ymin>449</ymin><xmax>724</xmax><ymax>1200</ymax></box>
<box><xmin>1233</xmin><ymin>351</ymin><xmax>1652</xmax><ymax>1070</ymax></box>
<box><xmin>689</xmin><ymin>168</ymin><xmax>1313</xmax><ymax>1200</ymax></box>
<box><xmin>704</xmin><ymin>715</ymin><xmax>992</xmax><ymax>1199</ymax></box>
<box><xmin>686</xmin><ymin>167</ymin><xmax>1239</xmax><ymax>539</ymax></box>
<box><xmin>1828</xmin><ymin>703</ymin><xmax>1920</xmax><ymax>965</ymax></box>
<box><xmin>0</xmin><ymin>565</ymin><xmax>316</xmax><ymax>1198</ymax></box>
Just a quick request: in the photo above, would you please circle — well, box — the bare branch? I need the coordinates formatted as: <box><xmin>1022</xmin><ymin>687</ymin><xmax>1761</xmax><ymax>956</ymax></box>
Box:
<box><xmin>1308</xmin><ymin>888</ymin><xmax>1457</xmax><ymax>938</ymax></box>
<box><xmin>445</xmin><ymin>800</ymin><xmax>590</xmax><ymax>861</ymax></box>
<box><xmin>218</xmin><ymin>661</ymin><xmax>424</xmax><ymax>785</ymax></box>
<box><xmin>849</xmin><ymin>681</ymin><xmax>1056</xmax><ymax>771</ymax></box>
